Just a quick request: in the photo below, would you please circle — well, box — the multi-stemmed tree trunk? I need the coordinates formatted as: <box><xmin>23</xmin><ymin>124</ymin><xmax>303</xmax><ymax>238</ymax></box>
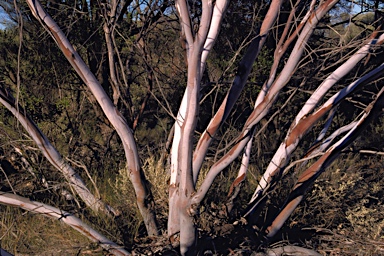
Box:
<box><xmin>0</xmin><ymin>0</ymin><xmax>383</xmax><ymax>255</ymax></box>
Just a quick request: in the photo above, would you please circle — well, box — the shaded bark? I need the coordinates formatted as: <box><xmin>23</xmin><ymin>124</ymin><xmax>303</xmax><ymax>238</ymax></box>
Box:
<box><xmin>193</xmin><ymin>0</ymin><xmax>282</xmax><ymax>182</ymax></box>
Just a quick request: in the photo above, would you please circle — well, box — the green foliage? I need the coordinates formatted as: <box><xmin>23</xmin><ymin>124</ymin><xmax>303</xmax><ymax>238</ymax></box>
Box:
<box><xmin>330</xmin><ymin>12</ymin><xmax>376</xmax><ymax>45</ymax></box>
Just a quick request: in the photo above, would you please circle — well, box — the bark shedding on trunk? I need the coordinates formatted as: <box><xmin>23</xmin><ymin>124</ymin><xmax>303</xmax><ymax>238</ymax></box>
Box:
<box><xmin>266</xmin><ymin>86</ymin><xmax>384</xmax><ymax>238</ymax></box>
<box><xmin>246</xmin><ymin>20</ymin><xmax>384</xmax><ymax>219</ymax></box>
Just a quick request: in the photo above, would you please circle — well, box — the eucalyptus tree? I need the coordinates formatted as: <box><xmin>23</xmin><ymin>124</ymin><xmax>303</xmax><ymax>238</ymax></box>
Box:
<box><xmin>0</xmin><ymin>0</ymin><xmax>383</xmax><ymax>255</ymax></box>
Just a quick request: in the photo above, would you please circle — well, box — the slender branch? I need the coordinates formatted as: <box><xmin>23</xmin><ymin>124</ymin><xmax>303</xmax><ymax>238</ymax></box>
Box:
<box><xmin>227</xmin><ymin>88</ymin><xmax>298</xmax><ymax>206</ymax></box>
<box><xmin>304</xmin><ymin>121</ymin><xmax>358</xmax><ymax>158</ymax></box>
<box><xmin>358</xmin><ymin>150</ymin><xmax>384</xmax><ymax>156</ymax></box>
<box><xmin>250</xmin><ymin>31</ymin><xmax>384</xmax><ymax>205</ymax></box>
<box><xmin>200</xmin><ymin>0</ymin><xmax>230</xmax><ymax>74</ymax></box>
<box><xmin>191</xmin><ymin>0</ymin><xmax>339</xmax><ymax>207</ymax></box>
<box><xmin>175</xmin><ymin>0</ymin><xmax>194</xmax><ymax>54</ymax></box>
<box><xmin>256</xmin><ymin>0</ymin><xmax>313</xmax><ymax>104</ymax></box>
<box><xmin>0</xmin><ymin>85</ymin><xmax>115</xmax><ymax>215</ymax></box>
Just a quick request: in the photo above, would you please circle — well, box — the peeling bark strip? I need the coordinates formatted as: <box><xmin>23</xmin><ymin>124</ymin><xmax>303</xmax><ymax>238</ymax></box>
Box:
<box><xmin>0</xmin><ymin>85</ymin><xmax>115</xmax><ymax>215</ymax></box>
<box><xmin>0</xmin><ymin>192</ymin><xmax>130</xmax><ymax>256</ymax></box>
<box><xmin>193</xmin><ymin>0</ymin><xmax>282</xmax><ymax>182</ymax></box>
<box><xmin>249</xmin><ymin>31</ymin><xmax>384</xmax><ymax>206</ymax></box>
<box><xmin>228</xmin><ymin>173</ymin><xmax>246</xmax><ymax>197</ymax></box>
<box><xmin>25</xmin><ymin>0</ymin><xmax>158</xmax><ymax>236</ymax></box>
<box><xmin>168</xmin><ymin>0</ymin><xmax>237</xmax><ymax>253</ymax></box>
<box><xmin>229</xmin><ymin>0</ymin><xmax>309</xmax><ymax>208</ymax></box>
<box><xmin>266</xmin><ymin>86</ymin><xmax>384</xmax><ymax>238</ymax></box>
<box><xmin>169</xmin><ymin>0</ymin><xmax>216</xmax><ymax>252</ymax></box>
<box><xmin>245</xmin><ymin>0</ymin><xmax>339</xmax><ymax>129</ymax></box>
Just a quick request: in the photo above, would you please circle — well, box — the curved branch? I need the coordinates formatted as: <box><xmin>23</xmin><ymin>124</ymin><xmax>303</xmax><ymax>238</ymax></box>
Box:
<box><xmin>192</xmin><ymin>0</ymin><xmax>282</xmax><ymax>182</ymax></box>
<box><xmin>200</xmin><ymin>0</ymin><xmax>230</xmax><ymax>73</ymax></box>
<box><xmin>191</xmin><ymin>0</ymin><xmax>338</xmax><ymax>207</ymax></box>
<box><xmin>175</xmin><ymin>0</ymin><xmax>194</xmax><ymax>54</ymax></box>
<box><xmin>0</xmin><ymin>192</ymin><xmax>130</xmax><ymax>256</ymax></box>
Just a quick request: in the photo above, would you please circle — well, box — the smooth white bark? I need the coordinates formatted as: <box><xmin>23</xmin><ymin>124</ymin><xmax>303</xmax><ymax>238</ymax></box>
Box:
<box><xmin>308</xmin><ymin>121</ymin><xmax>358</xmax><ymax>156</ymax></box>
<box><xmin>200</xmin><ymin>0</ymin><xmax>230</xmax><ymax>74</ymax></box>
<box><xmin>191</xmin><ymin>0</ymin><xmax>339</xmax><ymax>207</ymax></box>
<box><xmin>192</xmin><ymin>0</ymin><xmax>282</xmax><ymax>182</ymax></box>
<box><xmin>295</xmin><ymin>32</ymin><xmax>384</xmax><ymax>124</ymax></box>
<box><xmin>231</xmin><ymin>0</ymin><xmax>305</xmax><ymax>202</ymax></box>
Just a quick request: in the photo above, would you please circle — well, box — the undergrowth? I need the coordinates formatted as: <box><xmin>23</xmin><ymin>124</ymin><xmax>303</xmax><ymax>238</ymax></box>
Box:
<box><xmin>1</xmin><ymin>149</ymin><xmax>383</xmax><ymax>255</ymax></box>
<box><xmin>289</xmin><ymin>153</ymin><xmax>384</xmax><ymax>255</ymax></box>
<box><xmin>0</xmin><ymin>206</ymin><xmax>91</xmax><ymax>255</ymax></box>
